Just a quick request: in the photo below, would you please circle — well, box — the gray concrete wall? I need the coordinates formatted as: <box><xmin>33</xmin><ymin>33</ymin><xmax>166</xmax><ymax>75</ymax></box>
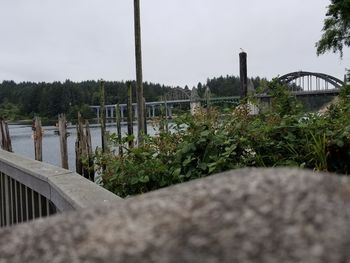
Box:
<box><xmin>1</xmin><ymin>168</ymin><xmax>350</xmax><ymax>262</ymax></box>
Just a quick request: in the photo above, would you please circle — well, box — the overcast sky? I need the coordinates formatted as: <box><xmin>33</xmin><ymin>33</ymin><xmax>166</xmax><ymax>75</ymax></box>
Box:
<box><xmin>0</xmin><ymin>0</ymin><xmax>348</xmax><ymax>87</ymax></box>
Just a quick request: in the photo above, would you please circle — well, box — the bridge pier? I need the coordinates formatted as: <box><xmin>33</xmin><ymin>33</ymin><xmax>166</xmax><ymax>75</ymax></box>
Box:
<box><xmin>166</xmin><ymin>104</ymin><xmax>173</xmax><ymax>118</ymax></box>
<box><xmin>120</xmin><ymin>106</ymin><xmax>125</xmax><ymax>120</ymax></box>
<box><xmin>96</xmin><ymin>107</ymin><xmax>100</xmax><ymax>122</ymax></box>
<box><xmin>134</xmin><ymin>105</ymin><xmax>138</xmax><ymax>119</ymax></box>
<box><xmin>152</xmin><ymin>105</ymin><xmax>155</xmax><ymax>118</ymax></box>
<box><xmin>110</xmin><ymin>107</ymin><xmax>114</xmax><ymax>119</ymax></box>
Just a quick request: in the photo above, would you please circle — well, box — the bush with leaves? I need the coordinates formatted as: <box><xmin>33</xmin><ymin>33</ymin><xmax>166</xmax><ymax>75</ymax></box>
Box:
<box><xmin>95</xmin><ymin>82</ymin><xmax>350</xmax><ymax>197</ymax></box>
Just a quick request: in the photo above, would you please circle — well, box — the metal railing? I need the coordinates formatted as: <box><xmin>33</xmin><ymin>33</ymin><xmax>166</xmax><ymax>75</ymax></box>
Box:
<box><xmin>0</xmin><ymin>149</ymin><xmax>120</xmax><ymax>228</ymax></box>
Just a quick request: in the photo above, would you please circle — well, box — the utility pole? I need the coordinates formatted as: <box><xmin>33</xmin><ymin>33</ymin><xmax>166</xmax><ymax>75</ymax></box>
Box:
<box><xmin>134</xmin><ymin>0</ymin><xmax>145</xmax><ymax>144</ymax></box>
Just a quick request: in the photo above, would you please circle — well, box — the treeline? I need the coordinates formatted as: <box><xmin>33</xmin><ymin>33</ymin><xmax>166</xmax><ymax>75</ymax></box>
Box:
<box><xmin>0</xmin><ymin>75</ymin><xmax>264</xmax><ymax>120</ymax></box>
<box><xmin>197</xmin><ymin>75</ymin><xmax>263</xmax><ymax>97</ymax></box>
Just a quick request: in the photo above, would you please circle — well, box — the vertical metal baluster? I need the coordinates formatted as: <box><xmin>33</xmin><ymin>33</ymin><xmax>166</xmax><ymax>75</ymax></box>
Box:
<box><xmin>31</xmin><ymin>189</ymin><xmax>35</xmax><ymax>220</ymax></box>
<box><xmin>25</xmin><ymin>186</ymin><xmax>29</xmax><ymax>221</ymax></box>
<box><xmin>9</xmin><ymin>177</ymin><xmax>13</xmax><ymax>225</ymax></box>
<box><xmin>0</xmin><ymin>173</ymin><xmax>3</xmax><ymax>227</ymax></box>
<box><xmin>14</xmin><ymin>180</ymin><xmax>18</xmax><ymax>224</ymax></box>
<box><xmin>19</xmin><ymin>183</ymin><xmax>23</xmax><ymax>223</ymax></box>
<box><xmin>4</xmin><ymin>175</ymin><xmax>10</xmax><ymax>226</ymax></box>
<box><xmin>46</xmin><ymin>199</ymin><xmax>50</xmax><ymax>216</ymax></box>
<box><xmin>38</xmin><ymin>194</ymin><xmax>42</xmax><ymax>218</ymax></box>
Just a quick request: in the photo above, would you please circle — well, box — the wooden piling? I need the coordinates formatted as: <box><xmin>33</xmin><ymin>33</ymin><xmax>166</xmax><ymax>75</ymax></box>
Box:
<box><xmin>239</xmin><ymin>52</ymin><xmax>248</xmax><ymax>100</ymax></box>
<box><xmin>58</xmin><ymin>114</ymin><xmax>68</xmax><ymax>169</ymax></box>
<box><xmin>116</xmin><ymin>104</ymin><xmax>123</xmax><ymax>156</ymax></box>
<box><xmin>33</xmin><ymin>116</ymin><xmax>43</xmax><ymax>161</ymax></box>
<box><xmin>75</xmin><ymin>113</ymin><xmax>84</xmax><ymax>174</ymax></box>
<box><xmin>127</xmin><ymin>82</ymin><xmax>134</xmax><ymax>149</ymax></box>
<box><xmin>100</xmin><ymin>80</ymin><xmax>107</xmax><ymax>154</ymax></box>
<box><xmin>0</xmin><ymin>119</ymin><xmax>12</xmax><ymax>152</ymax></box>
<box><xmin>75</xmin><ymin>113</ymin><xmax>94</xmax><ymax>181</ymax></box>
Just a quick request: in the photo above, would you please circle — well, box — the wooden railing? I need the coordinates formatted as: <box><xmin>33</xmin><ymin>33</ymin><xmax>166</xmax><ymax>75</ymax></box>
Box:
<box><xmin>0</xmin><ymin>149</ymin><xmax>120</xmax><ymax>227</ymax></box>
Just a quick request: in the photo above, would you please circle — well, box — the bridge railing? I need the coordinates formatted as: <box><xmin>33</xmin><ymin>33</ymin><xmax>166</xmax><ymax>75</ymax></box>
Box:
<box><xmin>0</xmin><ymin>150</ymin><xmax>120</xmax><ymax>228</ymax></box>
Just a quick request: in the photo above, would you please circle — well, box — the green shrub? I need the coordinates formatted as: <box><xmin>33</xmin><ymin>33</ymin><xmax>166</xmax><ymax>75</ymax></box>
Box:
<box><xmin>95</xmin><ymin>82</ymin><xmax>350</xmax><ymax>197</ymax></box>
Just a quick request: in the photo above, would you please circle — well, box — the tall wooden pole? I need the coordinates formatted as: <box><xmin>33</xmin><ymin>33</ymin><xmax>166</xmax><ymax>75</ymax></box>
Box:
<box><xmin>134</xmin><ymin>0</ymin><xmax>145</xmax><ymax>144</ymax></box>
<box><xmin>239</xmin><ymin>52</ymin><xmax>248</xmax><ymax>100</ymax></box>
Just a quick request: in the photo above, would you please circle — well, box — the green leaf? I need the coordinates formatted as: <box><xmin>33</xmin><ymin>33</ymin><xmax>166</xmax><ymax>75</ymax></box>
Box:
<box><xmin>198</xmin><ymin>163</ymin><xmax>207</xmax><ymax>171</ymax></box>
<box><xmin>139</xmin><ymin>176</ymin><xmax>150</xmax><ymax>183</ymax></box>
<box><xmin>173</xmin><ymin>168</ymin><xmax>181</xmax><ymax>177</ymax></box>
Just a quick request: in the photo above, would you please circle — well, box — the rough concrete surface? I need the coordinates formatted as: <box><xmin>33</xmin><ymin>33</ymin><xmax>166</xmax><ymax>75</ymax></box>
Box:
<box><xmin>1</xmin><ymin>168</ymin><xmax>350</xmax><ymax>263</ymax></box>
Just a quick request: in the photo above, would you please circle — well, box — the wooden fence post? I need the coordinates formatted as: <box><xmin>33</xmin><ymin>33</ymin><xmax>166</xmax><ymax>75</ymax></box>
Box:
<box><xmin>33</xmin><ymin>116</ymin><xmax>42</xmax><ymax>161</ymax></box>
<box><xmin>58</xmin><ymin>114</ymin><xmax>69</xmax><ymax>169</ymax></box>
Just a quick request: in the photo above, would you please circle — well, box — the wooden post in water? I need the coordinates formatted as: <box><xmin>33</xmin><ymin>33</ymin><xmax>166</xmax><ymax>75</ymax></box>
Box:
<box><xmin>0</xmin><ymin>119</ymin><xmax>12</xmax><ymax>152</ymax></box>
<box><xmin>75</xmin><ymin>112</ymin><xmax>84</xmax><ymax>175</ymax></box>
<box><xmin>127</xmin><ymin>82</ymin><xmax>134</xmax><ymax>149</ymax></box>
<box><xmin>100</xmin><ymin>80</ymin><xmax>107</xmax><ymax>154</ymax></box>
<box><xmin>116</xmin><ymin>104</ymin><xmax>123</xmax><ymax>156</ymax></box>
<box><xmin>83</xmin><ymin>119</ymin><xmax>93</xmax><ymax>181</ymax></box>
<box><xmin>239</xmin><ymin>51</ymin><xmax>248</xmax><ymax>100</ymax></box>
<box><xmin>75</xmin><ymin>113</ymin><xmax>94</xmax><ymax>181</ymax></box>
<box><xmin>58</xmin><ymin>114</ymin><xmax>68</xmax><ymax>169</ymax></box>
<box><xmin>33</xmin><ymin>116</ymin><xmax>43</xmax><ymax>161</ymax></box>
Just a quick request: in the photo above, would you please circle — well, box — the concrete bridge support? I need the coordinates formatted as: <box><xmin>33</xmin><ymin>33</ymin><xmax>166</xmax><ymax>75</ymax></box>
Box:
<box><xmin>152</xmin><ymin>106</ymin><xmax>156</xmax><ymax>118</ymax></box>
<box><xmin>120</xmin><ymin>105</ymin><xmax>125</xmax><ymax>120</ymax></box>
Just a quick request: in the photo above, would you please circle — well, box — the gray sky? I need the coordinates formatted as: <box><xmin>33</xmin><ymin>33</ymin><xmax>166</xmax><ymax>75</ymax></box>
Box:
<box><xmin>0</xmin><ymin>0</ymin><xmax>348</xmax><ymax>87</ymax></box>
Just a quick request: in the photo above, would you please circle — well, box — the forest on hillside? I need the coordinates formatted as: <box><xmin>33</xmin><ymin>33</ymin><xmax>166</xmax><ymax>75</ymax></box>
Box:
<box><xmin>0</xmin><ymin>75</ymin><xmax>263</xmax><ymax>120</ymax></box>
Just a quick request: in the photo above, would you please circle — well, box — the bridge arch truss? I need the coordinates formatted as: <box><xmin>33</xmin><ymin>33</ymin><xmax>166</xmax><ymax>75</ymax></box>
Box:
<box><xmin>278</xmin><ymin>71</ymin><xmax>344</xmax><ymax>93</ymax></box>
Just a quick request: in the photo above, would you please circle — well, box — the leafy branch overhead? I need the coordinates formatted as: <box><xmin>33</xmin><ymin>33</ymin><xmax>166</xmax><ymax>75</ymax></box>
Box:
<box><xmin>316</xmin><ymin>0</ymin><xmax>350</xmax><ymax>57</ymax></box>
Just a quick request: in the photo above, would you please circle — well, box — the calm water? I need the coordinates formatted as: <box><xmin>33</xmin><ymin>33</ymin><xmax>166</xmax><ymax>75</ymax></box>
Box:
<box><xmin>9</xmin><ymin>123</ymin><xmax>158</xmax><ymax>171</ymax></box>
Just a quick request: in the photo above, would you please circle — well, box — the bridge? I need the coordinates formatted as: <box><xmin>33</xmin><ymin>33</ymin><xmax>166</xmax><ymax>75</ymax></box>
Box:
<box><xmin>278</xmin><ymin>71</ymin><xmax>344</xmax><ymax>91</ymax></box>
<box><xmin>89</xmin><ymin>71</ymin><xmax>344</xmax><ymax>119</ymax></box>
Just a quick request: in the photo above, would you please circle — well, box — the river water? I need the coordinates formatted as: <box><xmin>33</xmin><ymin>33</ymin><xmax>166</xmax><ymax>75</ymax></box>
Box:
<box><xmin>9</xmin><ymin>123</ymin><xmax>156</xmax><ymax>171</ymax></box>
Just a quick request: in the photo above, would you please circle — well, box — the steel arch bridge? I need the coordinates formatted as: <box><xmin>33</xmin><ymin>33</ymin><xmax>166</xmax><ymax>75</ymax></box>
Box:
<box><xmin>164</xmin><ymin>88</ymin><xmax>191</xmax><ymax>101</ymax></box>
<box><xmin>278</xmin><ymin>71</ymin><xmax>344</xmax><ymax>93</ymax></box>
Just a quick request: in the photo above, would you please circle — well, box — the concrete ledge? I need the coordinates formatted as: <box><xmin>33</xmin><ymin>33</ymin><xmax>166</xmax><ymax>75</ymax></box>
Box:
<box><xmin>0</xmin><ymin>150</ymin><xmax>121</xmax><ymax>211</ymax></box>
<box><xmin>1</xmin><ymin>168</ymin><xmax>350</xmax><ymax>262</ymax></box>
